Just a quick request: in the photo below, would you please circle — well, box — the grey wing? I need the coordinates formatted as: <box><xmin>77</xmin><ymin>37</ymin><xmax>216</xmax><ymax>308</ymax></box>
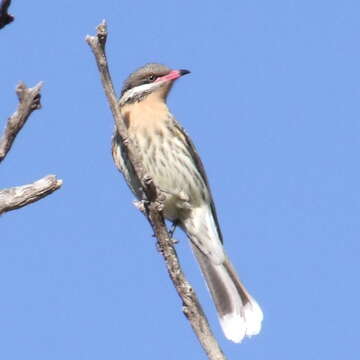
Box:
<box><xmin>173</xmin><ymin>122</ymin><xmax>224</xmax><ymax>244</ymax></box>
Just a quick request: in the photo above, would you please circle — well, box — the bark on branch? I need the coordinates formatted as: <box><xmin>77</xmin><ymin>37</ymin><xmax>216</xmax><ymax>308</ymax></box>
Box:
<box><xmin>0</xmin><ymin>0</ymin><xmax>14</xmax><ymax>29</ymax></box>
<box><xmin>0</xmin><ymin>82</ymin><xmax>43</xmax><ymax>163</ymax></box>
<box><xmin>0</xmin><ymin>82</ymin><xmax>62</xmax><ymax>214</ymax></box>
<box><xmin>0</xmin><ymin>175</ymin><xmax>62</xmax><ymax>214</ymax></box>
<box><xmin>86</xmin><ymin>21</ymin><xmax>226</xmax><ymax>360</ymax></box>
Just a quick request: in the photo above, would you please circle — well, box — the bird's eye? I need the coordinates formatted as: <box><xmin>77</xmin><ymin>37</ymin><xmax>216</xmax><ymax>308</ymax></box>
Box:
<box><xmin>148</xmin><ymin>74</ymin><xmax>156</xmax><ymax>82</ymax></box>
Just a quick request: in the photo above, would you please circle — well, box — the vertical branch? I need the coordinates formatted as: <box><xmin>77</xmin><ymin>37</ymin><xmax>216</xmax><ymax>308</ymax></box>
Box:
<box><xmin>86</xmin><ymin>21</ymin><xmax>227</xmax><ymax>360</ymax></box>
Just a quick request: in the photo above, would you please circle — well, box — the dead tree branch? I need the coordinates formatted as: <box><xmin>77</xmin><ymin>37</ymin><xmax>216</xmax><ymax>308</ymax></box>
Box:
<box><xmin>0</xmin><ymin>82</ymin><xmax>42</xmax><ymax>163</ymax></box>
<box><xmin>0</xmin><ymin>175</ymin><xmax>62</xmax><ymax>214</ymax></box>
<box><xmin>0</xmin><ymin>82</ymin><xmax>62</xmax><ymax>215</ymax></box>
<box><xmin>0</xmin><ymin>0</ymin><xmax>14</xmax><ymax>29</ymax></box>
<box><xmin>86</xmin><ymin>21</ymin><xmax>226</xmax><ymax>360</ymax></box>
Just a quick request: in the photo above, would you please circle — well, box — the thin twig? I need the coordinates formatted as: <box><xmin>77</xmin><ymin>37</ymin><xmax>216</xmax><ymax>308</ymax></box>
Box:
<box><xmin>0</xmin><ymin>0</ymin><xmax>14</xmax><ymax>29</ymax></box>
<box><xmin>86</xmin><ymin>21</ymin><xmax>226</xmax><ymax>360</ymax></box>
<box><xmin>0</xmin><ymin>82</ymin><xmax>43</xmax><ymax>163</ymax></box>
<box><xmin>0</xmin><ymin>175</ymin><xmax>62</xmax><ymax>215</ymax></box>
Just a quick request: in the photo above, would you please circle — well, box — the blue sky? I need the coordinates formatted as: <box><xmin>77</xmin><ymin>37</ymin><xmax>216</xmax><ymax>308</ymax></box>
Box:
<box><xmin>1</xmin><ymin>1</ymin><xmax>359</xmax><ymax>359</ymax></box>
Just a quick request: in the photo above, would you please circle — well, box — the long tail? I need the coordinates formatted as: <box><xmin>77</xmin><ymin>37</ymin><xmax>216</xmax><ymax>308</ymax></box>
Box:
<box><xmin>191</xmin><ymin>244</ymin><xmax>263</xmax><ymax>343</ymax></box>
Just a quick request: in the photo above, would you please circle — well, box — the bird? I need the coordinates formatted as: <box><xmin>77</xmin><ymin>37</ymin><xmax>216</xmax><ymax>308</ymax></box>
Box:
<box><xmin>112</xmin><ymin>63</ymin><xmax>263</xmax><ymax>343</ymax></box>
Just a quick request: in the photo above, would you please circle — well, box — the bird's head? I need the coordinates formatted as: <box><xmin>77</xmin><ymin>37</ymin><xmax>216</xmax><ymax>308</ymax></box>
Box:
<box><xmin>120</xmin><ymin>63</ymin><xmax>190</xmax><ymax>105</ymax></box>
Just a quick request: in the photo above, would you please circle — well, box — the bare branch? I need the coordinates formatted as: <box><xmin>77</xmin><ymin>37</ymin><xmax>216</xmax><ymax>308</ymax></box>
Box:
<box><xmin>86</xmin><ymin>21</ymin><xmax>226</xmax><ymax>360</ymax></box>
<box><xmin>0</xmin><ymin>0</ymin><xmax>14</xmax><ymax>29</ymax></box>
<box><xmin>0</xmin><ymin>82</ymin><xmax>43</xmax><ymax>163</ymax></box>
<box><xmin>85</xmin><ymin>21</ymin><xmax>146</xmax><ymax>181</ymax></box>
<box><xmin>0</xmin><ymin>175</ymin><xmax>62</xmax><ymax>215</ymax></box>
<box><xmin>0</xmin><ymin>83</ymin><xmax>62</xmax><ymax>214</ymax></box>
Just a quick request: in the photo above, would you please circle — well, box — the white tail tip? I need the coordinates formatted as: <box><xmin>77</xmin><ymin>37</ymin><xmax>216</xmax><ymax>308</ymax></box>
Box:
<box><xmin>220</xmin><ymin>313</ymin><xmax>247</xmax><ymax>343</ymax></box>
<box><xmin>243</xmin><ymin>297</ymin><xmax>263</xmax><ymax>336</ymax></box>
<box><xmin>220</xmin><ymin>298</ymin><xmax>263</xmax><ymax>343</ymax></box>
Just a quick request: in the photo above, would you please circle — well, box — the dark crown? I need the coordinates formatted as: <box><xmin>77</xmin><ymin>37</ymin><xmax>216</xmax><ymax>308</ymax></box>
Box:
<box><xmin>121</xmin><ymin>63</ymin><xmax>171</xmax><ymax>96</ymax></box>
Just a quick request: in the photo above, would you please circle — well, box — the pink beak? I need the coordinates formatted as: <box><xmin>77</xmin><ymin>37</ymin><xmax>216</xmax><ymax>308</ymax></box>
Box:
<box><xmin>156</xmin><ymin>69</ymin><xmax>191</xmax><ymax>82</ymax></box>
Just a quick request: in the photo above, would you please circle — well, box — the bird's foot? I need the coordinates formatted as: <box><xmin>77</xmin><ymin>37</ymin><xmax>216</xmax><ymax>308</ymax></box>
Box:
<box><xmin>169</xmin><ymin>219</ymin><xmax>179</xmax><ymax>237</ymax></box>
<box><xmin>169</xmin><ymin>220</ymin><xmax>180</xmax><ymax>244</ymax></box>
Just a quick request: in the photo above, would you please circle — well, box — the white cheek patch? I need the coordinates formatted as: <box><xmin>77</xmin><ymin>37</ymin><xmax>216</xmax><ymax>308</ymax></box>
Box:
<box><xmin>122</xmin><ymin>82</ymin><xmax>162</xmax><ymax>103</ymax></box>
